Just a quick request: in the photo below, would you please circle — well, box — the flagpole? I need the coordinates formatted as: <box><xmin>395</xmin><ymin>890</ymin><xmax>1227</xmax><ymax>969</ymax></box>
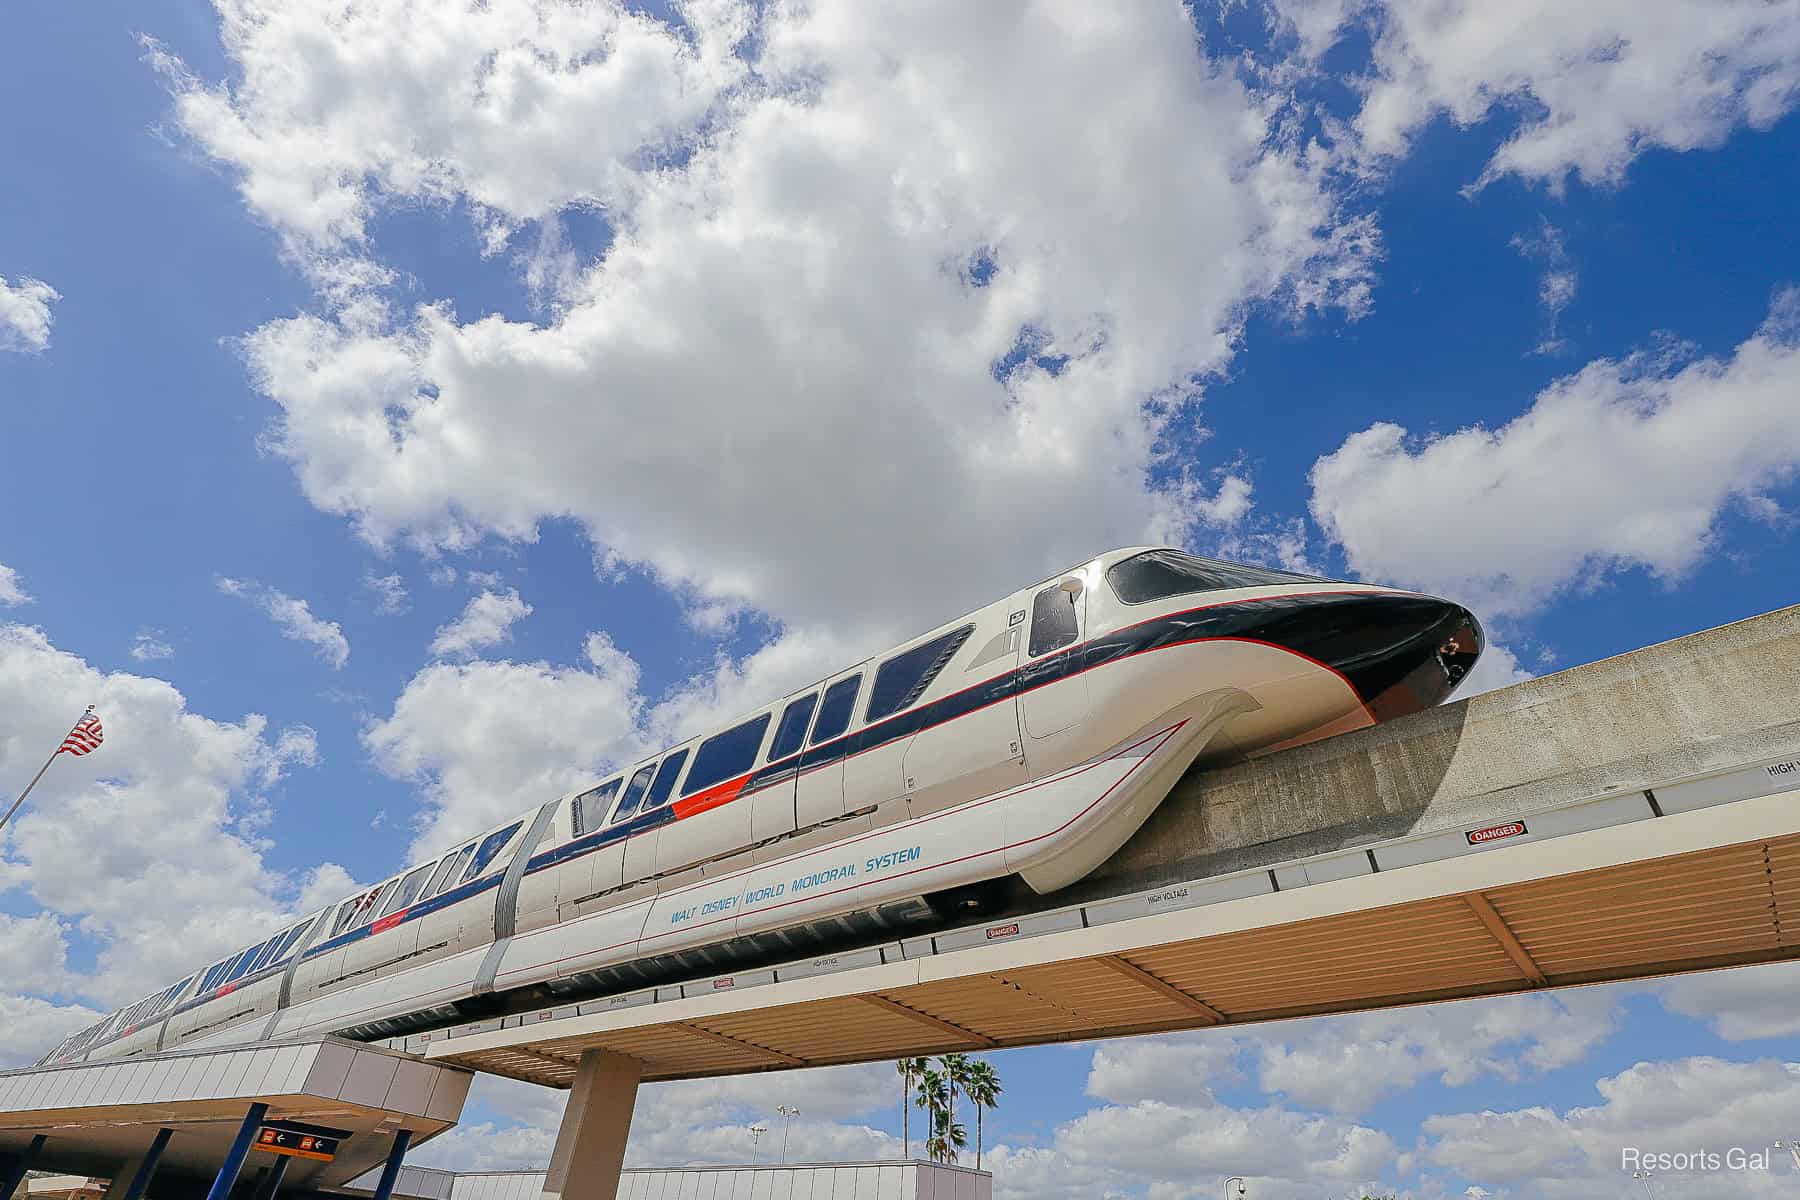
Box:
<box><xmin>0</xmin><ymin>705</ymin><xmax>94</xmax><ymax>835</ymax></box>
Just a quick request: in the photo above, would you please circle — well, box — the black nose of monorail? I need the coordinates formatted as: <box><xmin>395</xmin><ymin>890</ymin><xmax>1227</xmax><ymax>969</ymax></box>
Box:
<box><xmin>1240</xmin><ymin>592</ymin><xmax>1485</xmax><ymax>719</ymax></box>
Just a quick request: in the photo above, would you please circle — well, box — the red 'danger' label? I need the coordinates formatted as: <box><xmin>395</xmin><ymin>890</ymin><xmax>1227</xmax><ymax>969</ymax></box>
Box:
<box><xmin>1467</xmin><ymin>821</ymin><xmax>1527</xmax><ymax>845</ymax></box>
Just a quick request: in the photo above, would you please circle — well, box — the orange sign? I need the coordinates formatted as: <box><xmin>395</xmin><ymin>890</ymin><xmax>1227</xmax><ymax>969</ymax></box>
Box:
<box><xmin>254</xmin><ymin>1126</ymin><xmax>339</xmax><ymax>1162</ymax></box>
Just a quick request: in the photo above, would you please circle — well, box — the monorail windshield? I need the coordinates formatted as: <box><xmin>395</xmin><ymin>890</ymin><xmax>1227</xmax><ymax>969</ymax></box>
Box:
<box><xmin>1106</xmin><ymin>549</ymin><xmax>1330</xmax><ymax>605</ymax></box>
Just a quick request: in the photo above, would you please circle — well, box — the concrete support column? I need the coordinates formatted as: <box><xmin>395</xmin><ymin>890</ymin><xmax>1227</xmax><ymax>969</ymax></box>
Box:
<box><xmin>205</xmin><ymin>1102</ymin><xmax>269</xmax><ymax>1200</ymax></box>
<box><xmin>0</xmin><ymin>1135</ymin><xmax>48</xmax><ymax>1200</ymax></box>
<box><xmin>101</xmin><ymin>1127</ymin><xmax>172</xmax><ymax>1200</ymax></box>
<box><xmin>540</xmin><ymin>1050</ymin><xmax>642</xmax><ymax>1200</ymax></box>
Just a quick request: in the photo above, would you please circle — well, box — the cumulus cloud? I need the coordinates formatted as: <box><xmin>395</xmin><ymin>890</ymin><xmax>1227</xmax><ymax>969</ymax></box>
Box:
<box><xmin>129</xmin><ymin>629</ymin><xmax>175</xmax><ymax>662</ymax></box>
<box><xmin>216</xmin><ymin>575</ymin><xmax>351</xmax><ymax>668</ymax></box>
<box><xmin>1512</xmin><ymin>218</ymin><xmax>1577</xmax><ymax>355</ymax></box>
<box><xmin>1313</xmin><ymin>0</ymin><xmax>1800</xmax><ymax>190</ymax></box>
<box><xmin>0</xmin><ymin>994</ymin><xmax>102</xmax><ymax>1069</ymax></box>
<box><xmin>412</xmin><ymin>1063</ymin><xmax>895</xmax><ymax>1173</ymax></box>
<box><xmin>0</xmin><ymin>274</ymin><xmax>60</xmax><ymax>354</ymax></box>
<box><xmin>364</xmin><ymin>570</ymin><xmax>409</xmax><ymax>615</ymax></box>
<box><xmin>1423</xmin><ymin>1057</ymin><xmax>1800</xmax><ymax>1198</ymax></box>
<box><xmin>1309</xmin><ymin>289</ymin><xmax>1800</xmax><ymax>617</ymax></box>
<box><xmin>0</xmin><ymin>563</ymin><xmax>28</xmax><ymax>606</ymax></box>
<box><xmin>153</xmin><ymin>0</ymin><xmax>1376</xmax><ymax>654</ymax></box>
<box><xmin>0</xmin><ymin>623</ymin><xmax>334</xmax><ymax>1014</ymax></box>
<box><xmin>1250</xmin><ymin>992</ymin><xmax>1620</xmax><ymax>1114</ymax></box>
<box><xmin>430</xmin><ymin>587</ymin><xmax>533</xmax><ymax>659</ymax></box>
<box><xmin>1658</xmin><ymin>961</ymin><xmax>1800</xmax><ymax>1042</ymax></box>
<box><xmin>363</xmin><ymin>633</ymin><xmax>645</xmax><ymax>857</ymax></box>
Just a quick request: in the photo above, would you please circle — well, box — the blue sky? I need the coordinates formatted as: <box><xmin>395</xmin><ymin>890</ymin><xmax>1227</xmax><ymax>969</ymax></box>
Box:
<box><xmin>3</xmin><ymin>1</ymin><xmax>1800</xmax><ymax>1197</ymax></box>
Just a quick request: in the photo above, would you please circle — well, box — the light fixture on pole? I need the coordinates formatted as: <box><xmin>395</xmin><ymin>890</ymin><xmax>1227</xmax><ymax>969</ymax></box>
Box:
<box><xmin>777</xmin><ymin>1105</ymin><xmax>801</xmax><ymax>1164</ymax></box>
<box><xmin>748</xmin><ymin>1124</ymin><xmax>767</xmax><ymax>1164</ymax></box>
<box><xmin>1223</xmin><ymin>1177</ymin><xmax>1246</xmax><ymax>1199</ymax></box>
<box><xmin>1631</xmin><ymin>1169</ymin><xmax>1659</xmax><ymax>1198</ymax></box>
<box><xmin>1776</xmin><ymin>1139</ymin><xmax>1800</xmax><ymax>1170</ymax></box>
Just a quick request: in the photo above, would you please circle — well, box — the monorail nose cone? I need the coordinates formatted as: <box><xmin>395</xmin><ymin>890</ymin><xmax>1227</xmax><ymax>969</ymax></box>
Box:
<box><xmin>1246</xmin><ymin>591</ymin><xmax>1485</xmax><ymax>721</ymax></box>
<box><xmin>1344</xmin><ymin>594</ymin><xmax>1485</xmax><ymax>720</ymax></box>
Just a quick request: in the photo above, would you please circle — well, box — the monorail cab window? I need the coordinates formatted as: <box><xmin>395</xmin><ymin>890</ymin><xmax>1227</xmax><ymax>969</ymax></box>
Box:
<box><xmin>1029</xmin><ymin>585</ymin><xmax>1080</xmax><ymax>657</ymax></box>
<box><xmin>459</xmin><ymin>820</ymin><xmax>525</xmax><ymax>884</ymax></box>
<box><xmin>809</xmin><ymin>674</ymin><xmax>863</xmax><ymax>745</ymax></box>
<box><xmin>609</xmin><ymin>761</ymin><xmax>660</xmax><ymax>824</ymax></box>
<box><xmin>423</xmin><ymin>843</ymin><xmax>475</xmax><ymax>899</ymax></box>
<box><xmin>1105</xmin><ymin>549</ymin><xmax>1325</xmax><ymax>605</ymax></box>
<box><xmin>769</xmin><ymin>693</ymin><xmax>817</xmax><ymax>762</ymax></box>
<box><xmin>867</xmin><ymin>625</ymin><xmax>975</xmax><ymax>722</ymax></box>
<box><xmin>570</xmin><ymin>779</ymin><xmax>621</xmax><ymax>837</ymax></box>
<box><xmin>378</xmin><ymin>862</ymin><xmax>436</xmax><ymax>918</ymax></box>
<box><xmin>640</xmin><ymin>748</ymin><xmax>691</xmax><ymax>812</ymax></box>
<box><xmin>682</xmin><ymin>715</ymin><xmax>772</xmax><ymax>798</ymax></box>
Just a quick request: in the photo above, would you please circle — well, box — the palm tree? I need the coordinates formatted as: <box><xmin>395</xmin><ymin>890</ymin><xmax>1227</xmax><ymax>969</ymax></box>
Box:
<box><xmin>938</xmin><ymin>1053</ymin><xmax>973</xmax><ymax>1162</ymax></box>
<box><xmin>896</xmin><ymin>1057</ymin><xmax>927</xmax><ymax>1159</ymax></box>
<box><xmin>914</xmin><ymin>1067</ymin><xmax>948</xmax><ymax>1160</ymax></box>
<box><xmin>925</xmin><ymin>1108</ymin><xmax>967</xmax><ymax>1165</ymax></box>
<box><xmin>961</xmin><ymin>1058</ymin><xmax>1002</xmax><ymax>1169</ymax></box>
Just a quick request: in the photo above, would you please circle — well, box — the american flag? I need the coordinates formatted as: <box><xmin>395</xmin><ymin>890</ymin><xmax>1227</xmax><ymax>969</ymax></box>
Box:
<box><xmin>60</xmin><ymin>711</ymin><xmax>104</xmax><ymax>757</ymax></box>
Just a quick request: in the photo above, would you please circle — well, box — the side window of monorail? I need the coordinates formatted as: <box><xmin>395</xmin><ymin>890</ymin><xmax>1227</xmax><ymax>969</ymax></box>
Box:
<box><xmin>809</xmin><ymin>675</ymin><xmax>862</xmax><ymax>745</ymax></box>
<box><xmin>1105</xmin><ymin>549</ymin><xmax>1324</xmax><ymax>605</ymax></box>
<box><xmin>351</xmin><ymin>879</ymin><xmax>400</xmax><ymax>931</ymax></box>
<box><xmin>269</xmin><ymin>919</ymin><xmax>314</xmax><ymax>965</ymax></box>
<box><xmin>220</xmin><ymin>941</ymin><xmax>268</xmax><ymax>985</ymax></box>
<box><xmin>641</xmin><ymin>748</ymin><xmax>690</xmax><ymax>811</ymax></box>
<box><xmin>610</xmin><ymin>762</ymin><xmax>660</xmax><ymax>825</ymax></box>
<box><xmin>683</xmin><ymin>715</ymin><xmax>772</xmax><ymax>797</ymax></box>
<box><xmin>769</xmin><ymin>694</ymin><xmax>817</xmax><ymax>761</ymax></box>
<box><xmin>332</xmin><ymin>895</ymin><xmax>370</xmax><ymax>936</ymax></box>
<box><xmin>422</xmin><ymin>846</ymin><xmax>467</xmax><ymax>900</ymax></box>
<box><xmin>867</xmin><ymin>625</ymin><xmax>975</xmax><ymax>722</ymax></box>
<box><xmin>461</xmin><ymin>821</ymin><xmax>525</xmax><ymax>883</ymax></box>
<box><xmin>198</xmin><ymin>957</ymin><xmax>235</xmax><ymax>994</ymax></box>
<box><xmin>571</xmin><ymin>779</ymin><xmax>622</xmax><ymax>837</ymax></box>
<box><xmin>379</xmin><ymin>863</ymin><xmax>436</xmax><ymax>918</ymax></box>
<box><xmin>1029</xmin><ymin>585</ymin><xmax>1079</xmax><ymax>657</ymax></box>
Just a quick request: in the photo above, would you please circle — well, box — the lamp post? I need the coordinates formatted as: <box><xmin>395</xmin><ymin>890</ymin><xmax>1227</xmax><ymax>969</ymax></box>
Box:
<box><xmin>749</xmin><ymin>1124</ymin><xmax>767</xmax><ymax>1164</ymax></box>
<box><xmin>1776</xmin><ymin>1139</ymin><xmax>1800</xmax><ymax>1171</ymax></box>
<box><xmin>777</xmin><ymin>1105</ymin><xmax>801</xmax><ymax>1164</ymax></box>
<box><xmin>1631</xmin><ymin>1169</ymin><xmax>1659</xmax><ymax>1198</ymax></box>
<box><xmin>1223</xmin><ymin>1177</ymin><xmax>1246</xmax><ymax>1199</ymax></box>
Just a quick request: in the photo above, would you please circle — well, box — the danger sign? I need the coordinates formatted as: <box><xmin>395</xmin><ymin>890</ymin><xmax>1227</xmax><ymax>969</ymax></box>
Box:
<box><xmin>1467</xmin><ymin>821</ymin><xmax>1528</xmax><ymax>846</ymax></box>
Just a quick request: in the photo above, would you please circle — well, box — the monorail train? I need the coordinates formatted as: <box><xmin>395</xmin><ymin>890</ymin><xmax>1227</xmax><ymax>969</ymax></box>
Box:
<box><xmin>41</xmin><ymin>547</ymin><xmax>1482</xmax><ymax>1066</ymax></box>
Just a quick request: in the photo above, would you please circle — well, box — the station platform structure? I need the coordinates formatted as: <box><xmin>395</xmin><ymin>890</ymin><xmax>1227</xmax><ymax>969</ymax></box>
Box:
<box><xmin>0</xmin><ymin>1039</ymin><xmax>469</xmax><ymax>1200</ymax></box>
<box><xmin>337</xmin><ymin>1162</ymin><xmax>990</xmax><ymax>1200</ymax></box>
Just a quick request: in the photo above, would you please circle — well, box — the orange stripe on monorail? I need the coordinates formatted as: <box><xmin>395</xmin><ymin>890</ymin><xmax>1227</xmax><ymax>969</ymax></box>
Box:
<box><xmin>671</xmin><ymin>775</ymin><xmax>750</xmax><ymax>820</ymax></box>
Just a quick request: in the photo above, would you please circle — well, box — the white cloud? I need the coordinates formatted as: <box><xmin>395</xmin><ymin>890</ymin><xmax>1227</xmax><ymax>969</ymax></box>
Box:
<box><xmin>986</xmin><ymin>1099</ymin><xmax>1397</xmax><ymax>1200</ymax></box>
<box><xmin>1309</xmin><ymin>289</ymin><xmax>1800</xmax><ymax>617</ymax></box>
<box><xmin>430</xmin><ymin>587</ymin><xmax>533</xmax><ymax>659</ymax></box>
<box><xmin>363</xmin><ymin>633</ymin><xmax>644</xmax><ymax>857</ymax></box>
<box><xmin>216</xmin><ymin>575</ymin><xmax>351</xmax><ymax>668</ymax></box>
<box><xmin>0</xmin><ymin>623</ymin><xmax>335</xmax><ymax>1012</ymax></box>
<box><xmin>1250</xmin><ymin>992</ymin><xmax>1619</xmax><ymax>1115</ymax></box>
<box><xmin>412</xmin><ymin>1062</ymin><xmax>895</xmax><ymax>1173</ymax></box>
<box><xmin>155</xmin><ymin>0</ymin><xmax>1376</xmax><ymax>652</ymax></box>
<box><xmin>1512</xmin><ymin>219</ymin><xmax>1577</xmax><ymax>355</ymax></box>
<box><xmin>0</xmin><ymin>563</ymin><xmax>28</xmax><ymax>606</ymax></box>
<box><xmin>1329</xmin><ymin>0</ymin><xmax>1800</xmax><ymax>191</ymax></box>
<box><xmin>129</xmin><ymin>629</ymin><xmax>175</xmax><ymax>662</ymax></box>
<box><xmin>1422</xmin><ymin>1057</ymin><xmax>1800</xmax><ymax>1198</ymax></box>
<box><xmin>1658</xmin><ymin>962</ymin><xmax>1800</xmax><ymax>1042</ymax></box>
<box><xmin>364</xmin><ymin>570</ymin><xmax>409</xmax><ymax>615</ymax></box>
<box><xmin>0</xmin><ymin>275</ymin><xmax>60</xmax><ymax>354</ymax></box>
<box><xmin>1455</xmin><ymin>639</ymin><xmax>1534</xmax><ymax>697</ymax></box>
<box><xmin>0</xmin><ymin>994</ymin><xmax>102</xmax><ymax>1069</ymax></box>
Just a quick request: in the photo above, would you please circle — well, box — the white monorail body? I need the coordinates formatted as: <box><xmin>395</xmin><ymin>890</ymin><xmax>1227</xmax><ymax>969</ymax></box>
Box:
<box><xmin>44</xmin><ymin>548</ymin><xmax>1482</xmax><ymax>1065</ymax></box>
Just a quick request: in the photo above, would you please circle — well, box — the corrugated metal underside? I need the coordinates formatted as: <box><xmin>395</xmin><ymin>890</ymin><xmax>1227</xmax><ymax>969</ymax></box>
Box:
<box><xmin>437</xmin><ymin>831</ymin><xmax>1800</xmax><ymax>1087</ymax></box>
